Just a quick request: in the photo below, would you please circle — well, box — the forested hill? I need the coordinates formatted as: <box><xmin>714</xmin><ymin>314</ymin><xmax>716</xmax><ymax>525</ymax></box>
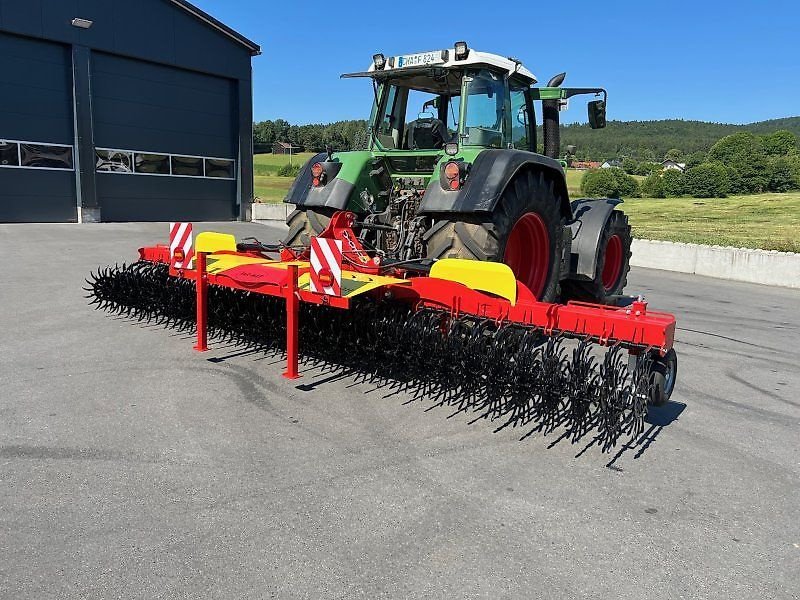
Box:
<box><xmin>559</xmin><ymin>117</ymin><xmax>800</xmax><ymax>161</ymax></box>
<box><xmin>254</xmin><ymin>115</ymin><xmax>800</xmax><ymax>158</ymax></box>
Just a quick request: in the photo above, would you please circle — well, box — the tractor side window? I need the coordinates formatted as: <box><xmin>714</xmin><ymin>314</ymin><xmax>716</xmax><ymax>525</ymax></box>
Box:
<box><xmin>446</xmin><ymin>96</ymin><xmax>461</xmax><ymax>137</ymax></box>
<box><xmin>510</xmin><ymin>85</ymin><xmax>529</xmax><ymax>150</ymax></box>
<box><xmin>377</xmin><ymin>85</ymin><xmax>398</xmax><ymax>136</ymax></box>
<box><xmin>463</xmin><ymin>70</ymin><xmax>505</xmax><ymax>148</ymax></box>
<box><xmin>374</xmin><ymin>84</ymin><xmax>402</xmax><ymax>149</ymax></box>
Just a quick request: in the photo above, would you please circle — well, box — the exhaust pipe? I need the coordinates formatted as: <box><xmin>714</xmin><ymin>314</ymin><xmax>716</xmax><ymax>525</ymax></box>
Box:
<box><xmin>542</xmin><ymin>72</ymin><xmax>566</xmax><ymax>160</ymax></box>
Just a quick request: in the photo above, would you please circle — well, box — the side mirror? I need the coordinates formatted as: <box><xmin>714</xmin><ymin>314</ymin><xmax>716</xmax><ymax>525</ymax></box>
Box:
<box><xmin>588</xmin><ymin>100</ymin><xmax>606</xmax><ymax>129</ymax></box>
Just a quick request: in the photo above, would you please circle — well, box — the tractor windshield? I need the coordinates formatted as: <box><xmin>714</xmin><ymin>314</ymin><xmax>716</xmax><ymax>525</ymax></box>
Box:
<box><xmin>368</xmin><ymin>67</ymin><xmax>516</xmax><ymax>152</ymax></box>
<box><xmin>369</xmin><ymin>67</ymin><xmax>463</xmax><ymax>151</ymax></box>
<box><xmin>372</xmin><ymin>83</ymin><xmax>460</xmax><ymax>151</ymax></box>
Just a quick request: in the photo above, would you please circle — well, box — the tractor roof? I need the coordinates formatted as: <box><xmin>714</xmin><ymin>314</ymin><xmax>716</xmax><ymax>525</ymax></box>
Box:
<box><xmin>341</xmin><ymin>46</ymin><xmax>538</xmax><ymax>90</ymax></box>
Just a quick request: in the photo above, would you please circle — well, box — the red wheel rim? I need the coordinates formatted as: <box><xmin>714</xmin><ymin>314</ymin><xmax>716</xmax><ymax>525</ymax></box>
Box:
<box><xmin>503</xmin><ymin>213</ymin><xmax>550</xmax><ymax>299</ymax></box>
<box><xmin>601</xmin><ymin>234</ymin><xmax>623</xmax><ymax>291</ymax></box>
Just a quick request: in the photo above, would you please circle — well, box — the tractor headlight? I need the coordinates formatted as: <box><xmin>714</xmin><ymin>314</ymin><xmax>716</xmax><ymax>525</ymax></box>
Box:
<box><xmin>373</xmin><ymin>53</ymin><xmax>386</xmax><ymax>70</ymax></box>
<box><xmin>454</xmin><ymin>41</ymin><xmax>469</xmax><ymax>61</ymax></box>
<box><xmin>444</xmin><ymin>142</ymin><xmax>459</xmax><ymax>156</ymax></box>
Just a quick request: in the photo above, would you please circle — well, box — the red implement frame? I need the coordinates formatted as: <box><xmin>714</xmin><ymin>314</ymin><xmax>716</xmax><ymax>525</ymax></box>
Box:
<box><xmin>141</xmin><ymin>212</ymin><xmax>676</xmax><ymax>379</ymax></box>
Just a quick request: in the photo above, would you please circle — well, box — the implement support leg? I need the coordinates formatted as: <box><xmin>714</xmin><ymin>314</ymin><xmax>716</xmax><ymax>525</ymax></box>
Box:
<box><xmin>194</xmin><ymin>251</ymin><xmax>208</xmax><ymax>352</ymax></box>
<box><xmin>283</xmin><ymin>264</ymin><xmax>300</xmax><ymax>379</ymax></box>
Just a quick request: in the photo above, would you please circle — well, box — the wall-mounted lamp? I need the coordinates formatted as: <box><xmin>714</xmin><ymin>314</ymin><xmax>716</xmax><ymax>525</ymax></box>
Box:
<box><xmin>71</xmin><ymin>18</ymin><xmax>93</xmax><ymax>29</ymax></box>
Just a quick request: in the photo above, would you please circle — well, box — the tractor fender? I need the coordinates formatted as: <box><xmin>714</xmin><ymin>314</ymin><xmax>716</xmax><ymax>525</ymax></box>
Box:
<box><xmin>567</xmin><ymin>197</ymin><xmax>623</xmax><ymax>280</ymax></box>
<box><xmin>419</xmin><ymin>149</ymin><xmax>571</xmax><ymax>219</ymax></box>
<box><xmin>284</xmin><ymin>152</ymin><xmax>353</xmax><ymax>210</ymax></box>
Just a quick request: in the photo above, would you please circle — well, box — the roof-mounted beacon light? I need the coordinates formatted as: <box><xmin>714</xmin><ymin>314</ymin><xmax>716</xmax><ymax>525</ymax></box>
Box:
<box><xmin>373</xmin><ymin>53</ymin><xmax>386</xmax><ymax>70</ymax></box>
<box><xmin>454</xmin><ymin>41</ymin><xmax>469</xmax><ymax>61</ymax></box>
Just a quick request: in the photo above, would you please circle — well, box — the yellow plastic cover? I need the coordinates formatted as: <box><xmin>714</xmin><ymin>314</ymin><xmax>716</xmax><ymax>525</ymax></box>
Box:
<box><xmin>429</xmin><ymin>258</ymin><xmax>517</xmax><ymax>304</ymax></box>
<box><xmin>195</xmin><ymin>231</ymin><xmax>237</xmax><ymax>254</ymax></box>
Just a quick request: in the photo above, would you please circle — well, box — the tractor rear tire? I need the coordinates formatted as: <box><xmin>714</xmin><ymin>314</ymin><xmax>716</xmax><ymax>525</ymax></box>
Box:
<box><xmin>563</xmin><ymin>209</ymin><xmax>632</xmax><ymax>303</ymax></box>
<box><xmin>283</xmin><ymin>207</ymin><xmax>336</xmax><ymax>248</ymax></box>
<box><xmin>423</xmin><ymin>170</ymin><xmax>564</xmax><ymax>302</ymax></box>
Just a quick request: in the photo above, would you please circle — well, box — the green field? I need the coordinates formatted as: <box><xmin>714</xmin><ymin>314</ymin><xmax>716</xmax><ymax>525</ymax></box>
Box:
<box><xmin>566</xmin><ymin>168</ymin><xmax>583</xmax><ymax>196</ymax></box>
<box><xmin>252</xmin><ymin>160</ymin><xmax>799</xmax><ymax>252</ymax></box>
<box><xmin>254</xmin><ymin>152</ymin><xmax>316</xmax><ymax>175</ymax></box>
<box><xmin>622</xmin><ymin>192</ymin><xmax>800</xmax><ymax>252</ymax></box>
<box><xmin>253</xmin><ymin>152</ymin><xmax>316</xmax><ymax>203</ymax></box>
<box><xmin>253</xmin><ymin>175</ymin><xmax>297</xmax><ymax>203</ymax></box>
<box><xmin>567</xmin><ymin>169</ymin><xmax>800</xmax><ymax>252</ymax></box>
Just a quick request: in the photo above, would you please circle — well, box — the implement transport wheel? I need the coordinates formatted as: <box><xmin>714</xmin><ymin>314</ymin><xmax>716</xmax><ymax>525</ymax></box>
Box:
<box><xmin>649</xmin><ymin>348</ymin><xmax>678</xmax><ymax>406</ymax></box>
<box><xmin>563</xmin><ymin>209</ymin><xmax>632</xmax><ymax>303</ymax></box>
<box><xmin>424</xmin><ymin>170</ymin><xmax>564</xmax><ymax>302</ymax></box>
<box><xmin>283</xmin><ymin>207</ymin><xmax>337</xmax><ymax>248</ymax></box>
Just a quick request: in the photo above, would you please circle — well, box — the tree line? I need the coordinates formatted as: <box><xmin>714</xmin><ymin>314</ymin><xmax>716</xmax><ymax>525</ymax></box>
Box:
<box><xmin>254</xmin><ymin>115</ymin><xmax>800</xmax><ymax>159</ymax></box>
<box><xmin>560</xmin><ymin>117</ymin><xmax>800</xmax><ymax>162</ymax></box>
<box><xmin>580</xmin><ymin>130</ymin><xmax>800</xmax><ymax>199</ymax></box>
<box><xmin>253</xmin><ymin>119</ymin><xmax>367</xmax><ymax>153</ymax></box>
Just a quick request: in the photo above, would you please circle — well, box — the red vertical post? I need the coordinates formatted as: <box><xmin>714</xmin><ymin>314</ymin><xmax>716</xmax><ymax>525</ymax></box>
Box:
<box><xmin>193</xmin><ymin>251</ymin><xmax>208</xmax><ymax>352</ymax></box>
<box><xmin>283</xmin><ymin>264</ymin><xmax>300</xmax><ymax>379</ymax></box>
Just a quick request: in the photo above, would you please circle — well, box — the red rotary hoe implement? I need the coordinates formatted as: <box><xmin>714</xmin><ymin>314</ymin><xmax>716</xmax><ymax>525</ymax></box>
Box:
<box><xmin>87</xmin><ymin>212</ymin><xmax>678</xmax><ymax>452</ymax></box>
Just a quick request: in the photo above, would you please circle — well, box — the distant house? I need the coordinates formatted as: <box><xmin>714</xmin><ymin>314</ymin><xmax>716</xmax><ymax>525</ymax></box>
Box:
<box><xmin>571</xmin><ymin>160</ymin><xmax>601</xmax><ymax>170</ymax></box>
<box><xmin>273</xmin><ymin>141</ymin><xmax>303</xmax><ymax>155</ymax></box>
<box><xmin>661</xmin><ymin>159</ymin><xmax>687</xmax><ymax>172</ymax></box>
<box><xmin>600</xmin><ymin>160</ymin><xmax>622</xmax><ymax>169</ymax></box>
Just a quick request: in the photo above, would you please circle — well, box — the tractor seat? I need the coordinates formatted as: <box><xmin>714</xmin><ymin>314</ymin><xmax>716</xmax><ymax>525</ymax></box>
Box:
<box><xmin>405</xmin><ymin>117</ymin><xmax>446</xmax><ymax>149</ymax></box>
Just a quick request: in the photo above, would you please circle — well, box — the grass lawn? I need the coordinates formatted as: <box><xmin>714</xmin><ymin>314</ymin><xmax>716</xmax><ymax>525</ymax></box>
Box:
<box><xmin>254</xmin><ymin>175</ymin><xmax>295</xmax><ymax>203</ymax></box>
<box><xmin>253</xmin><ymin>152</ymin><xmax>316</xmax><ymax>203</ymax></box>
<box><xmin>622</xmin><ymin>193</ymin><xmax>800</xmax><ymax>252</ymax></box>
<box><xmin>254</xmin><ymin>152</ymin><xmax>316</xmax><ymax>176</ymax></box>
<box><xmin>566</xmin><ymin>168</ymin><xmax>584</xmax><ymax>196</ymax></box>
<box><xmin>567</xmin><ymin>169</ymin><xmax>799</xmax><ymax>251</ymax></box>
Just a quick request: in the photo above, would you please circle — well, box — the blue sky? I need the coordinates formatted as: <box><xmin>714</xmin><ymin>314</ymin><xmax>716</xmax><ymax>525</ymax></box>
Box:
<box><xmin>194</xmin><ymin>0</ymin><xmax>799</xmax><ymax>125</ymax></box>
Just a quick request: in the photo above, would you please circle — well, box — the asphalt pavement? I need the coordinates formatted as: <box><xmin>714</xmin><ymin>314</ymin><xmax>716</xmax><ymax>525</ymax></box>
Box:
<box><xmin>1</xmin><ymin>221</ymin><xmax>798</xmax><ymax>599</ymax></box>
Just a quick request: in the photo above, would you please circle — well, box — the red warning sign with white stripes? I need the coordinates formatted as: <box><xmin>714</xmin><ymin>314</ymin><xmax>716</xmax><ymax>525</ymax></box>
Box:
<box><xmin>309</xmin><ymin>236</ymin><xmax>343</xmax><ymax>296</ymax></box>
<box><xmin>169</xmin><ymin>222</ymin><xmax>194</xmax><ymax>269</ymax></box>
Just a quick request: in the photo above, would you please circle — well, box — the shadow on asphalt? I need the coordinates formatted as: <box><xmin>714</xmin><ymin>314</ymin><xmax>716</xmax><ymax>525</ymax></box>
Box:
<box><xmin>283</xmin><ymin>363</ymin><xmax>689</xmax><ymax>462</ymax></box>
<box><xmin>603</xmin><ymin>402</ymin><xmax>687</xmax><ymax>469</ymax></box>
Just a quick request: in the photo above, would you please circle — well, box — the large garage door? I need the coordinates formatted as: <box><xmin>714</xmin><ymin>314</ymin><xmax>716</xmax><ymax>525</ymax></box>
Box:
<box><xmin>0</xmin><ymin>33</ymin><xmax>76</xmax><ymax>222</ymax></box>
<box><xmin>92</xmin><ymin>53</ymin><xmax>237</xmax><ymax>221</ymax></box>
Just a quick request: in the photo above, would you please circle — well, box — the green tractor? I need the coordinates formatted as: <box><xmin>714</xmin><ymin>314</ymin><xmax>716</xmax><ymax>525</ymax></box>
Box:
<box><xmin>283</xmin><ymin>42</ymin><xmax>631</xmax><ymax>303</ymax></box>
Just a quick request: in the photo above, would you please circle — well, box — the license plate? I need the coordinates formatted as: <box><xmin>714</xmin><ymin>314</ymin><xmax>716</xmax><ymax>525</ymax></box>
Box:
<box><xmin>395</xmin><ymin>51</ymin><xmax>443</xmax><ymax>68</ymax></box>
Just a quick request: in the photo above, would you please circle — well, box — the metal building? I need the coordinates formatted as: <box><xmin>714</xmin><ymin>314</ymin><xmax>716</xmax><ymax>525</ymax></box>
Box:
<box><xmin>0</xmin><ymin>0</ymin><xmax>260</xmax><ymax>222</ymax></box>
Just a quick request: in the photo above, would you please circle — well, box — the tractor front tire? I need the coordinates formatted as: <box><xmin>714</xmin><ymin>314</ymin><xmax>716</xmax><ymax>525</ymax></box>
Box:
<box><xmin>283</xmin><ymin>208</ymin><xmax>336</xmax><ymax>248</ymax></box>
<box><xmin>563</xmin><ymin>209</ymin><xmax>632</xmax><ymax>303</ymax></box>
<box><xmin>423</xmin><ymin>170</ymin><xmax>565</xmax><ymax>302</ymax></box>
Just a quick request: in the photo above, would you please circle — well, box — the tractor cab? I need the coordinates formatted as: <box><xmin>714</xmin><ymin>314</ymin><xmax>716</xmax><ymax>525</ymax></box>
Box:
<box><xmin>343</xmin><ymin>43</ymin><xmax>538</xmax><ymax>156</ymax></box>
<box><xmin>342</xmin><ymin>41</ymin><xmax>607</xmax><ymax>160</ymax></box>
